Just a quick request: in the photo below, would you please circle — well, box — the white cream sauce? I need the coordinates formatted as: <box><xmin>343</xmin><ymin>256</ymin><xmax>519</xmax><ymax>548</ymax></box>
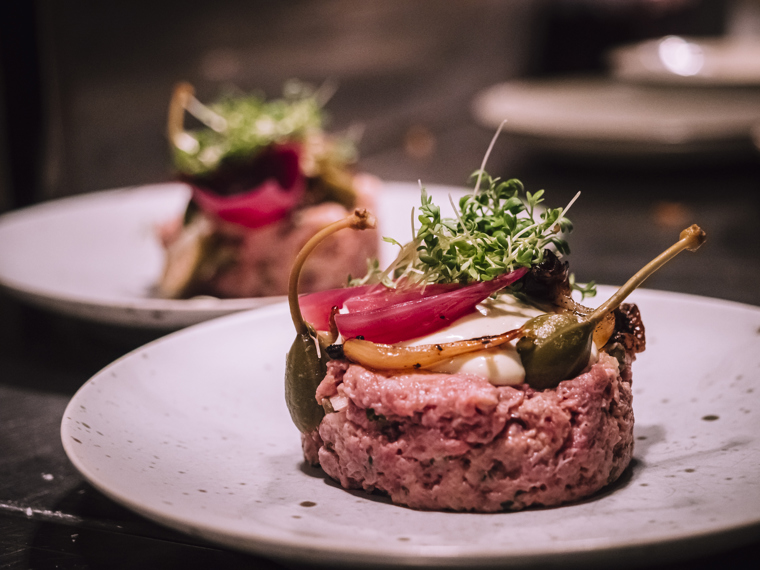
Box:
<box><xmin>400</xmin><ymin>295</ymin><xmax>544</xmax><ymax>386</ymax></box>
<box><xmin>339</xmin><ymin>294</ymin><xmax>599</xmax><ymax>386</ymax></box>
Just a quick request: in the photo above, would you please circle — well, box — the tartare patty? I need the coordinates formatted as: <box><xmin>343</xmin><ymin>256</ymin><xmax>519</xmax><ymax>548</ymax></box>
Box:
<box><xmin>303</xmin><ymin>351</ymin><xmax>634</xmax><ymax>512</ymax></box>
<box><xmin>159</xmin><ymin>175</ymin><xmax>378</xmax><ymax>298</ymax></box>
<box><xmin>284</xmin><ymin>141</ymin><xmax>699</xmax><ymax>513</ymax></box>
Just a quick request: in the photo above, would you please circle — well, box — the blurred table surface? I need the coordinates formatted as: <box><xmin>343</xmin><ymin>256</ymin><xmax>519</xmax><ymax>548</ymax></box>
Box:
<box><xmin>2</xmin><ymin>131</ymin><xmax>760</xmax><ymax>569</ymax></box>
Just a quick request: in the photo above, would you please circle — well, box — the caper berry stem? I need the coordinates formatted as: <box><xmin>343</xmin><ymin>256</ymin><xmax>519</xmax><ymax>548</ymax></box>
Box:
<box><xmin>167</xmin><ymin>82</ymin><xmax>228</xmax><ymax>151</ymax></box>
<box><xmin>288</xmin><ymin>208</ymin><xmax>376</xmax><ymax>335</ymax></box>
<box><xmin>167</xmin><ymin>82</ymin><xmax>194</xmax><ymax>147</ymax></box>
<box><xmin>589</xmin><ymin>224</ymin><xmax>706</xmax><ymax>325</ymax></box>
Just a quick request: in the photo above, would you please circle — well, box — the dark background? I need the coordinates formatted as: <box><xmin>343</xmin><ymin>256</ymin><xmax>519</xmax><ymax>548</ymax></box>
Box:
<box><xmin>0</xmin><ymin>0</ymin><xmax>730</xmax><ymax>205</ymax></box>
<box><xmin>2</xmin><ymin>1</ymin><xmax>759</xmax><ymax>568</ymax></box>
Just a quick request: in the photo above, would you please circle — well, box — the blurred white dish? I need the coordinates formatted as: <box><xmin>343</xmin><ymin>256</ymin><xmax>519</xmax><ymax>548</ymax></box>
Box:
<box><xmin>0</xmin><ymin>181</ymin><xmax>463</xmax><ymax>329</ymax></box>
<box><xmin>61</xmin><ymin>289</ymin><xmax>760</xmax><ymax>567</ymax></box>
<box><xmin>472</xmin><ymin>77</ymin><xmax>760</xmax><ymax>159</ymax></box>
<box><xmin>609</xmin><ymin>36</ymin><xmax>760</xmax><ymax>86</ymax></box>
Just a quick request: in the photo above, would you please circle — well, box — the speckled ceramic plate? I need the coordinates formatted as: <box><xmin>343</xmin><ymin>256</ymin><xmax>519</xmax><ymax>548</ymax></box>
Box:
<box><xmin>472</xmin><ymin>78</ymin><xmax>760</xmax><ymax>159</ymax></box>
<box><xmin>0</xmin><ymin>181</ymin><xmax>460</xmax><ymax>329</ymax></box>
<box><xmin>61</xmin><ymin>289</ymin><xmax>760</xmax><ymax>568</ymax></box>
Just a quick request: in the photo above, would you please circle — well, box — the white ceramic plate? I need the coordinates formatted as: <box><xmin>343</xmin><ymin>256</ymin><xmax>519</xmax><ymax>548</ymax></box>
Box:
<box><xmin>0</xmin><ymin>181</ymin><xmax>462</xmax><ymax>329</ymax></box>
<box><xmin>609</xmin><ymin>36</ymin><xmax>760</xmax><ymax>86</ymax></box>
<box><xmin>472</xmin><ymin>78</ymin><xmax>760</xmax><ymax>159</ymax></box>
<box><xmin>61</xmin><ymin>289</ymin><xmax>760</xmax><ymax>568</ymax></box>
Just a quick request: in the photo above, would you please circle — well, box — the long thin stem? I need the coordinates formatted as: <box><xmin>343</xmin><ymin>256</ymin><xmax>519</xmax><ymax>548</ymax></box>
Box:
<box><xmin>167</xmin><ymin>82</ymin><xmax>195</xmax><ymax>144</ymax></box>
<box><xmin>167</xmin><ymin>82</ymin><xmax>227</xmax><ymax>150</ymax></box>
<box><xmin>589</xmin><ymin>224</ymin><xmax>706</xmax><ymax>325</ymax></box>
<box><xmin>473</xmin><ymin>119</ymin><xmax>507</xmax><ymax>194</ymax></box>
<box><xmin>288</xmin><ymin>209</ymin><xmax>377</xmax><ymax>334</ymax></box>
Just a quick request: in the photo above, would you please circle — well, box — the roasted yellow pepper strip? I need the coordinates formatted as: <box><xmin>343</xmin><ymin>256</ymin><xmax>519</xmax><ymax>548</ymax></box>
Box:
<box><xmin>342</xmin><ymin>328</ymin><xmax>522</xmax><ymax>371</ymax></box>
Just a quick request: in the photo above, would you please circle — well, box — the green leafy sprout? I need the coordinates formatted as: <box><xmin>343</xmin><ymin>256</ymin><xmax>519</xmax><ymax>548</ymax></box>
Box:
<box><xmin>171</xmin><ymin>80</ymin><xmax>349</xmax><ymax>177</ymax></box>
<box><xmin>351</xmin><ymin>171</ymin><xmax>596</xmax><ymax>300</ymax></box>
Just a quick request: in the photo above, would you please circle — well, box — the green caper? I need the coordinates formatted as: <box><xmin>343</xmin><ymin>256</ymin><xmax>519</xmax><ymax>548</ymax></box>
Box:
<box><xmin>284</xmin><ymin>209</ymin><xmax>377</xmax><ymax>433</ymax></box>
<box><xmin>517</xmin><ymin>313</ymin><xmax>594</xmax><ymax>390</ymax></box>
<box><xmin>285</xmin><ymin>326</ymin><xmax>327</xmax><ymax>433</ymax></box>
<box><xmin>517</xmin><ymin>224</ymin><xmax>706</xmax><ymax>390</ymax></box>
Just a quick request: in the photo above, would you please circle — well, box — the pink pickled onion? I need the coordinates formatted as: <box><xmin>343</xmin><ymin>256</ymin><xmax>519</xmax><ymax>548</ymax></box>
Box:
<box><xmin>336</xmin><ymin>269</ymin><xmax>527</xmax><ymax>343</ymax></box>
<box><xmin>298</xmin><ymin>282</ymin><xmax>462</xmax><ymax>331</ymax></box>
<box><xmin>341</xmin><ymin>283</ymin><xmax>461</xmax><ymax>313</ymax></box>
<box><xmin>191</xmin><ymin>145</ymin><xmax>304</xmax><ymax>229</ymax></box>
<box><xmin>335</xmin><ymin>268</ymin><xmax>527</xmax><ymax>344</ymax></box>
<box><xmin>298</xmin><ymin>285</ymin><xmax>376</xmax><ymax>331</ymax></box>
<box><xmin>298</xmin><ymin>269</ymin><xmax>528</xmax><ymax>343</ymax></box>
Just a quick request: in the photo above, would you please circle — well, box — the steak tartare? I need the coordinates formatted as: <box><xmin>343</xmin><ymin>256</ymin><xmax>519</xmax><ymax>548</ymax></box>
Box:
<box><xmin>303</xmin><ymin>351</ymin><xmax>633</xmax><ymax>511</ymax></box>
<box><xmin>285</xmin><ymin>130</ymin><xmax>704</xmax><ymax>512</ymax></box>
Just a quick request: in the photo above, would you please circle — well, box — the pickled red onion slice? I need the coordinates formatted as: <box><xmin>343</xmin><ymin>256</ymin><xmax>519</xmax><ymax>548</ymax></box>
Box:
<box><xmin>190</xmin><ymin>145</ymin><xmax>304</xmax><ymax>229</ymax></box>
<box><xmin>335</xmin><ymin>268</ymin><xmax>527</xmax><ymax>344</ymax></box>
<box><xmin>341</xmin><ymin>283</ymin><xmax>460</xmax><ymax>313</ymax></box>
<box><xmin>298</xmin><ymin>285</ymin><xmax>376</xmax><ymax>331</ymax></box>
<box><xmin>299</xmin><ymin>282</ymin><xmax>461</xmax><ymax>331</ymax></box>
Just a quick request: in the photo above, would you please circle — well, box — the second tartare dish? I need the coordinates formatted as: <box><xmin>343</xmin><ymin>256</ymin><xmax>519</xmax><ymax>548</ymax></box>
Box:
<box><xmin>159</xmin><ymin>80</ymin><xmax>378</xmax><ymax>299</ymax></box>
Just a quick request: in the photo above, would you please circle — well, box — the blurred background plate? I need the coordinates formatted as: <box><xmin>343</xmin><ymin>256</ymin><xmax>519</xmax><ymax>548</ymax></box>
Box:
<box><xmin>472</xmin><ymin>77</ymin><xmax>760</xmax><ymax>160</ymax></box>
<box><xmin>609</xmin><ymin>36</ymin><xmax>760</xmax><ymax>86</ymax></box>
<box><xmin>0</xmin><ymin>181</ymin><xmax>464</xmax><ymax>330</ymax></box>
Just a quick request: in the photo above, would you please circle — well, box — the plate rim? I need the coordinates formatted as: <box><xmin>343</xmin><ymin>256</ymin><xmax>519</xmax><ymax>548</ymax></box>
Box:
<box><xmin>0</xmin><ymin>181</ymin><xmax>466</xmax><ymax>329</ymax></box>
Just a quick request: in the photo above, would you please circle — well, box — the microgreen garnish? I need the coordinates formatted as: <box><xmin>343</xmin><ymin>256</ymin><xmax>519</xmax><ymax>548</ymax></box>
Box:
<box><xmin>373</xmin><ymin>171</ymin><xmax>578</xmax><ymax>287</ymax></box>
<box><xmin>350</xmin><ymin>174</ymin><xmax>595</xmax><ymax>297</ymax></box>
<box><xmin>170</xmin><ymin>80</ymin><xmax>354</xmax><ymax>177</ymax></box>
<box><xmin>569</xmin><ymin>273</ymin><xmax>597</xmax><ymax>300</ymax></box>
<box><xmin>350</xmin><ymin>122</ymin><xmax>595</xmax><ymax>298</ymax></box>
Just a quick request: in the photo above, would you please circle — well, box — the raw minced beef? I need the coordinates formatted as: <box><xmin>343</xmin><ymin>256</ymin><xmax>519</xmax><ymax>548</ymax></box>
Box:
<box><xmin>159</xmin><ymin>175</ymin><xmax>378</xmax><ymax>298</ymax></box>
<box><xmin>302</xmin><ymin>352</ymin><xmax>634</xmax><ymax>512</ymax></box>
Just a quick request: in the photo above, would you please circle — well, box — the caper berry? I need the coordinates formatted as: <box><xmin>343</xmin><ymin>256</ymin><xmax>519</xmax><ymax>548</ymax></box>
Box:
<box><xmin>517</xmin><ymin>313</ymin><xmax>594</xmax><ymax>390</ymax></box>
<box><xmin>284</xmin><ymin>327</ymin><xmax>327</xmax><ymax>433</ymax></box>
